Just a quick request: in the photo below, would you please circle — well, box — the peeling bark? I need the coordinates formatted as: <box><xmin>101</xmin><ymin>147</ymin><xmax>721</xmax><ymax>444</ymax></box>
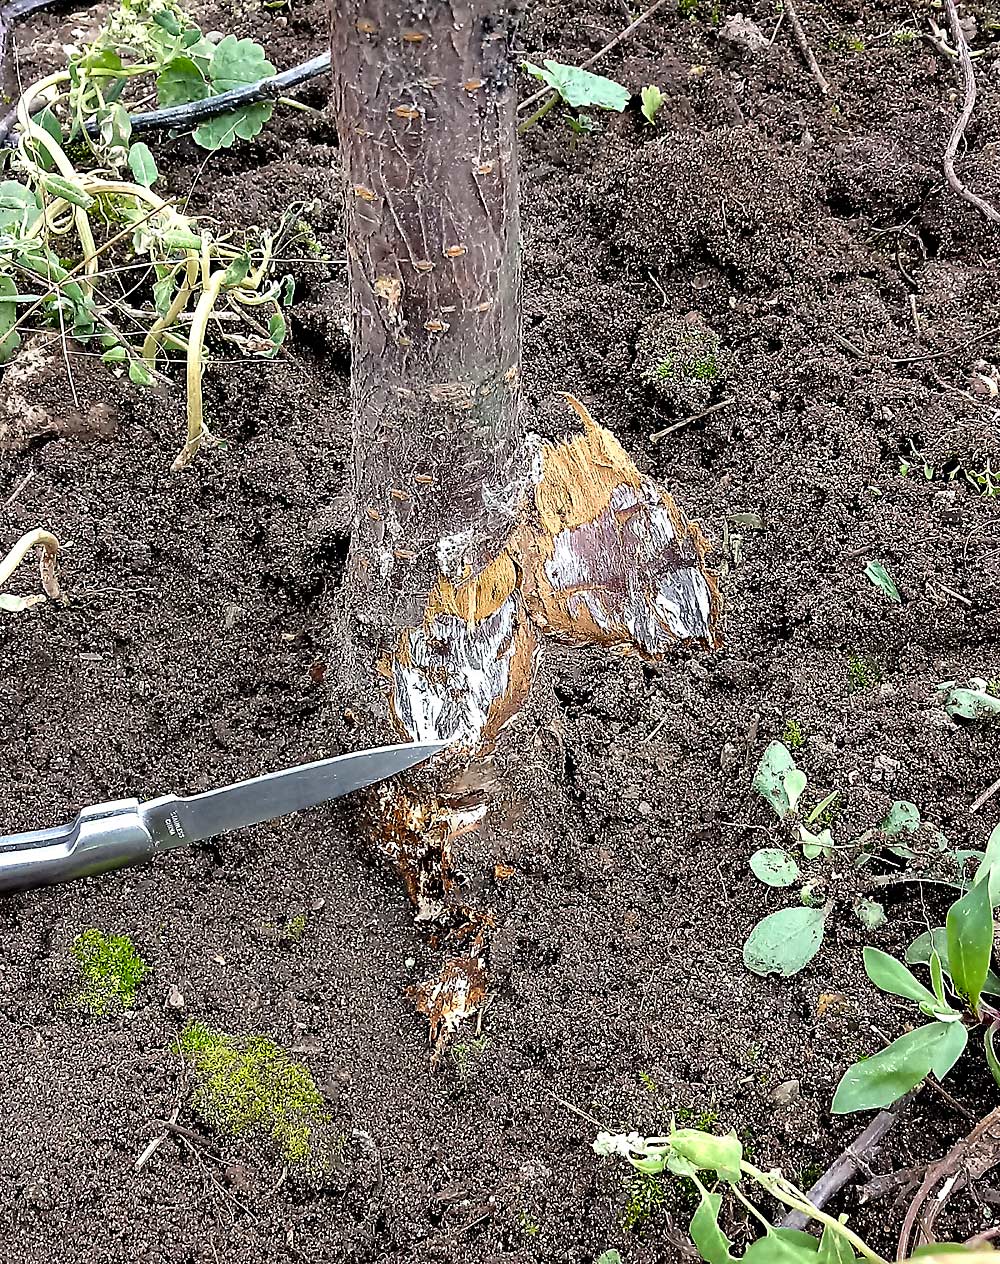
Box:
<box><xmin>330</xmin><ymin>2</ymin><xmax>720</xmax><ymax>1062</ymax></box>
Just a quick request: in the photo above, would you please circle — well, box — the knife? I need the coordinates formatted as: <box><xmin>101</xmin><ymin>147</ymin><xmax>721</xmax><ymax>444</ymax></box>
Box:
<box><xmin>0</xmin><ymin>740</ymin><xmax>448</xmax><ymax>895</ymax></box>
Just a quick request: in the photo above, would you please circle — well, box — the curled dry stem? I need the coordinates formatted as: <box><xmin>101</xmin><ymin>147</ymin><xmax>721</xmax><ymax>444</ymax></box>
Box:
<box><xmin>172</xmin><ymin>269</ymin><xmax>228</xmax><ymax>472</ymax></box>
<box><xmin>0</xmin><ymin>528</ymin><xmax>61</xmax><ymax>600</ymax></box>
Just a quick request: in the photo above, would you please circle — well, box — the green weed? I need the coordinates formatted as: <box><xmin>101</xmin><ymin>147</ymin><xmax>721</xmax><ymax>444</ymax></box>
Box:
<box><xmin>847</xmin><ymin>653</ymin><xmax>881</xmax><ymax>691</ymax></box>
<box><xmin>621</xmin><ymin>1171</ymin><xmax>666</xmax><ymax>1231</ymax></box>
<box><xmin>781</xmin><ymin>718</ymin><xmax>804</xmax><ymax>749</ymax></box>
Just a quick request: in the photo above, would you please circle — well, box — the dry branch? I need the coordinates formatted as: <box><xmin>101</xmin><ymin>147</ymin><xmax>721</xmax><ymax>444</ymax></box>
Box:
<box><xmin>0</xmin><ymin>528</ymin><xmax>60</xmax><ymax>601</ymax></box>
<box><xmin>782</xmin><ymin>0</ymin><xmax>830</xmax><ymax>96</ymax></box>
<box><xmin>942</xmin><ymin>0</ymin><xmax>1000</xmax><ymax>226</ymax></box>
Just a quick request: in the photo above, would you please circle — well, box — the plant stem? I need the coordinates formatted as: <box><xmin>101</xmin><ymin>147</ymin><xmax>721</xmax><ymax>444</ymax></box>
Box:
<box><xmin>740</xmin><ymin>1161</ymin><xmax>890</xmax><ymax>1263</ymax></box>
<box><xmin>517</xmin><ymin>90</ymin><xmax>558</xmax><ymax>134</ymax></box>
<box><xmin>172</xmin><ymin>269</ymin><xmax>227</xmax><ymax>472</ymax></box>
<box><xmin>142</xmin><ymin>255</ymin><xmax>198</xmax><ymax>367</ymax></box>
<box><xmin>0</xmin><ymin>528</ymin><xmax>60</xmax><ymax>598</ymax></box>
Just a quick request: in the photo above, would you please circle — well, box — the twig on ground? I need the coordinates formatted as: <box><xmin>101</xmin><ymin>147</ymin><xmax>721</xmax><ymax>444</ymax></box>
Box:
<box><xmin>899</xmin><ymin>1108</ymin><xmax>1000</xmax><ymax>1258</ymax></box>
<box><xmin>971</xmin><ymin>774</ymin><xmax>1000</xmax><ymax>815</ymax></box>
<box><xmin>517</xmin><ymin>0</ymin><xmax>669</xmax><ymax>115</ymax></box>
<box><xmin>650</xmin><ymin>397</ymin><xmax>735</xmax><ymax>442</ymax></box>
<box><xmin>941</xmin><ymin>0</ymin><xmax>1000</xmax><ymax>226</ymax></box>
<box><xmin>2</xmin><ymin>469</ymin><xmax>33</xmax><ymax>511</ymax></box>
<box><xmin>778</xmin><ymin>1098</ymin><xmax>908</xmax><ymax>1230</ymax></box>
<box><xmin>782</xmin><ymin>0</ymin><xmax>830</xmax><ymax>95</ymax></box>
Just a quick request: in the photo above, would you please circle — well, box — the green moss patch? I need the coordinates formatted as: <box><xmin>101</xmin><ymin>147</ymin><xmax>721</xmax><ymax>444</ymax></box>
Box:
<box><xmin>180</xmin><ymin>1021</ymin><xmax>329</xmax><ymax>1164</ymax></box>
<box><xmin>72</xmin><ymin>929</ymin><xmax>148</xmax><ymax>1014</ymax></box>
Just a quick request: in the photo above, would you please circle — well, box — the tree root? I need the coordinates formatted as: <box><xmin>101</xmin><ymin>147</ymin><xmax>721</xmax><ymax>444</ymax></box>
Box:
<box><xmin>941</xmin><ymin>0</ymin><xmax>1000</xmax><ymax>226</ymax></box>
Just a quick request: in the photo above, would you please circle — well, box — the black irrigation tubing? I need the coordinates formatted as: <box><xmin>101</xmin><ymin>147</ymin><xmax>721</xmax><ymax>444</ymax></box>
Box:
<box><xmin>100</xmin><ymin>51</ymin><xmax>330</xmax><ymax>137</ymax></box>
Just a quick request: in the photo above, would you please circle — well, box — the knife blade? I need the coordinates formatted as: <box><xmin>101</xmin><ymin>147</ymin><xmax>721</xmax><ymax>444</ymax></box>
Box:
<box><xmin>0</xmin><ymin>740</ymin><xmax>448</xmax><ymax>894</ymax></box>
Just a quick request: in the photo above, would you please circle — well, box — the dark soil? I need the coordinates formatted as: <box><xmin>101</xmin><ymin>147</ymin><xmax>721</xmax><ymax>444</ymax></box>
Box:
<box><xmin>2</xmin><ymin>0</ymin><xmax>1000</xmax><ymax>1260</ymax></box>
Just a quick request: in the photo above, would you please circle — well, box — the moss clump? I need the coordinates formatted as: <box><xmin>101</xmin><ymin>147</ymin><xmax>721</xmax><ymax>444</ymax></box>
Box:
<box><xmin>180</xmin><ymin>1021</ymin><xmax>329</xmax><ymax>1164</ymax></box>
<box><xmin>634</xmin><ymin>312</ymin><xmax>729</xmax><ymax>413</ymax></box>
<box><xmin>847</xmin><ymin>653</ymin><xmax>881</xmax><ymax>692</ymax></box>
<box><xmin>782</xmin><ymin>718</ymin><xmax>804</xmax><ymax>749</ymax></box>
<box><xmin>72</xmin><ymin>929</ymin><xmax>148</xmax><ymax>1014</ymax></box>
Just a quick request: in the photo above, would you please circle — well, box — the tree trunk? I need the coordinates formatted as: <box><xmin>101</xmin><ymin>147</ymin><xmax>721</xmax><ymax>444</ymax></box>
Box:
<box><xmin>330</xmin><ymin>0</ymin><xmax>722</xmax><ymax>1058</ymax></box>
<box><xmin>330</xmin><ymin>0</ymin><xmax>524</xmax><ymax>651</ymax></box>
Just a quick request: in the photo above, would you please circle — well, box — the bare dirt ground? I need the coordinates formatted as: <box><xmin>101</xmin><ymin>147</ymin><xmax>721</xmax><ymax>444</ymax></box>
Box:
<box><xmin>1</xmin><ymin>0</ymin><xmax>999</xmax><ymax>1260</ymax></box>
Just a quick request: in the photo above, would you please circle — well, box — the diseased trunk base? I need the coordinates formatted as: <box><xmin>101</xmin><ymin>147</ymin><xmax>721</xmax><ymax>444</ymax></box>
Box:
<box><xmin>368</xmin><ymin>396</ymin><xmax>722</xmax><ymax>1061</ymax></box>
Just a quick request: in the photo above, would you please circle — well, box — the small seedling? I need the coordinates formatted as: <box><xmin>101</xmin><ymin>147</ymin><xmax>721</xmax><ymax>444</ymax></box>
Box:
<box><xmin>640</xmin><ymin>84</ymin><xmax>665</xmax><ymax>125</ymax></box>
<box><xmin>517</xmin><ymin>1210</ymin><xmax>541</xmax><ymax>1237</ymax></box>
<box><xmin>780</xmin><ymin>718</ymin><xmax>804</xmax><ymax>750</ymax></box>
<box><xmin>593</xmin><ymin>1124</ymin><xmax>959</xmax><ymax>1261</ymax></box>
<box><xmin>833</xmin><ymin>820</ymin><xmax>1000</xmax><ymax>1114</ymax></box>
<box><xmin>744</xmin><ymin>742</ymin><xmax>966</xmax><ymax>977</ymax></box>
<box><xmin>449</xmin><ymin>1035</ymin><xmax>488</xmax><ymax>1087</ymax></box>
<box><xmin>863</xmin><ymin>559</ymin><xmax>901</xmax><ymax>604</ymax></box>
<box><xmin>179</xmin><ymin>1021</ymin><xmax>330</xmax><ymax>1163</ymax></box>
<box><xmin>520</xmin><ymin>59</ymin><xmax>629</xmax><ymax>133</ymax></box>
<box><xmin>847</xmin><ymin>653</ymin><xmax>880</xmax><ymax>691</ymax></box>
<box><xmin>937</xmin><ymin>677</ymin><xmax>1000</xmax><ymax>722</ymax></box>
<box><xmin>72</xmin><ymin>929</ymin><xmax>148</xmax><ymax>1014</ymax></box>
<box><xmin>635</xmin><ymin>313</ymin><xmax>728</xmax><ymax>413</ymax></box>
<box><xmin>621</xmin><ymin>1170</ymin><xmax>666</xmax><ymax>1231</ymax></box>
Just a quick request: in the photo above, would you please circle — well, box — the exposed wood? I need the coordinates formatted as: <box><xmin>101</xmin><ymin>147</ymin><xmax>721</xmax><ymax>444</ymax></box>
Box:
<box><xmin>942</xmin><ymin>0</ymin><xmax>1000</xmax><ymax>226</ymax></box>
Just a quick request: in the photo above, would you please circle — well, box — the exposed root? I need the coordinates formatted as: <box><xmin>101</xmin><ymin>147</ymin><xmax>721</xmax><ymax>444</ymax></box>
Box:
<box><xmin>0</xmin><ymin>528</ymin><xmax>61</xmax><ymax>609</ymax></box>
<box><xmin>413</xmin><ymin>953</ymin><xmax>488</xmax><ymax>1065</ymax></box>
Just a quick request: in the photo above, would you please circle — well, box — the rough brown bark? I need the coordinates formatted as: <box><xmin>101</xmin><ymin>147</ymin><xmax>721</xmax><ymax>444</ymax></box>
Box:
<box><xmin>330</xmin><ymin>0</ymin><xmax>524</xmax><ymax>646</ymax></box>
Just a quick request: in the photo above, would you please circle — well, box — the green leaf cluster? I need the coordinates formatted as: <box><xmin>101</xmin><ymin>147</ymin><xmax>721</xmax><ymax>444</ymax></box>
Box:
<box><xmin>524</xmin><ymin>59</ymin><xmax>630</xmax><ymax>112</ymax></box>
<box><xmin>833</xmin><ymin>822</ymin><xmax>1000</xmax><ymax>1114</ymax></box>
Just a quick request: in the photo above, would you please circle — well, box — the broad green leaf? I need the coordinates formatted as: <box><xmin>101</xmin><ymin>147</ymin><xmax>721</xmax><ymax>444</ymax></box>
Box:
<box><xmin>30</xmin><ymin>106</ymin><xmax>62</xmax><ymax>169</ymax></box>
<box><xmin>669</xmin><ymin>1129</ymin><xmax>742</xmax><ymax>1182</ymax></box>
<box><xmin>864</xmin><ymin>559</ymin><xmax>901</xmax><ymax>602</ymax></box>
<box><xmin>743</xmin><ymin>1230</ymin><xmax>818</xmax><ymax>1260</ymax></box>
<box><xmin>161</xmin><ymin>228</ymin><xmax>203</xmax><ymax>252</ymax></box>
<box><xmin>208</xmin><ymin>35</ymin><xmax>275</xmax><ymax>91</ymax></box>
<box><xmin>947</xmin><ymin>879</ymin><xmax>994</xmax><ymax>1012</ymax></box>
<box><xmin>986</xmin><ymin>1022</ymin><xmax>1000</xmax><ymax>1092</ymax></box>
<box><xmin>881</xmin><ymin>800</ymin><xmax>920</xmax><ymax>836</ymax></box>
<box><xmin>156</xmin><ymin>55</ymin><xmax>210</xmax><ymax>108</ymax></box>
<box><xmin>0</xmin><ymin>180</ymin><xmax>42</xmax><ymax>235</ymax></box>
<box><xmin>127</xmin><ymin>142</ymin><xmax>158</xmax><ymax>188</ymax></box>
<box><xmin>743</xmin><ymin>906</ymin><xmax>826</xmax><ymax>977</ymax></box>
<box><xmin>0</xmin><ymin>274</ymin><xmax>20</xmax><ymax>364</ymax></box>
<box><xmin>753</xmin><ymin>741</ymin><xmax>806</xmax><ymax>819</ymax></box>
<box><xmin>223</xmin><ymin>253</ymin><xmax>251</xmax><ymax>286</ymax></box>
<box><xmin>101</xmin><ymin>346</ymin><xmax>127</xmax><ymax>363</ymax></box>
<box><xmin>128</xmin><ymin>360</ymin><xmax>153</xmax><ymax>386</ymax></box>
<box><xmin>832</xmin><ymin>1022</ymin><xmax>967</xmax><ymax>1114</ymax></box>
<box><xmin>523</xmin><ymin>59</ymin><xmax>630</xmax><ymax>111</ymax></box>
<box><xmin>749</xmin><ymin>848</ymin><xmax>799</xmax><ymax>888</ymax></box>
<box><xmin>640</xmin><ymin>83</ymin><xmax>664</xmax><ymax>125</ymax></box>
<box><xmin>944</xmin><ymin>686</ymin><xmax>1000</xmax><ymax>721</ymax></box>
<box><xmin>818</xmin><ymin>1225</ymin><xmax>859</xmax><ymax>1263</ymax></box>
<box><xmin>153</xmin><ymin>8</ymin><xmax>182</xmax><ymax>35</ymax></box>
<box><xmin>267</xmin><ymin>310</ymin><xmax>286</xmax><ymax>349</ymax></box>
<box><xmin>863</xmin><ymin>948</ymin><xmax>940</xmax><ymax>1008</ymax></box>
<box><xmin>193</xmin><ymin>103</ymin><xmax>274</xmax><ymax>150</ymax></box>
<box><xmin>689</xmin><ymin>1191</ymin><xmax>734</xmax><ymax>1264</ymax></box>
